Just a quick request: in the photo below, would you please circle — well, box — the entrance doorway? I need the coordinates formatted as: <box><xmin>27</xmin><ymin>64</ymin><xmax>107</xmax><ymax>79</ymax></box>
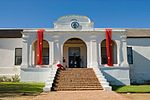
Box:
<box><xmin>69</xmin><ymin>47</ymin><xmax>81</xmax><ymax>68</ymax></box>
<box><xmin>63</xmin><ymin>38</ymin><xmax>87</xmax><ymax>68</ymax></box>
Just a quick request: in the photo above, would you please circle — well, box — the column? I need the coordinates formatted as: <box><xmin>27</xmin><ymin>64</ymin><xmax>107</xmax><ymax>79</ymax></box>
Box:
<box><xmin>87</xmin><ymin>42</ymin><xmax>91</xmax><ymax>67</ymax></box>
<box><xmin>49</xmin><ymin>41</ymin><xmax>54</xmax><ymax>65</ymax></box>
<box><xmin>98</xmin><ymin>43</ymin><xmax>101</xmax><ymax>65</ymax></box>
<box><xmin>120</xmin><ymin>33</ymin><xmax>129</xmax><ymax>67</ymax></box>
<box><xmin>29</xmin><ymin>44</ymin><xmax>32</xmax><ymax>66</ymax></box>
<box><xmin>90</xmin><ymin>40</ymin><xmax>98</xmax><ymax>67</ymax></box>
<box><xmin>21</xmin><ymin>34</ymin><xmax>29</xmax><ymax>68</ymax></box>
<box><xmin>54</xmin><ymin>40</ymin><xmax>61</xmax><ymax>64</ymax></box>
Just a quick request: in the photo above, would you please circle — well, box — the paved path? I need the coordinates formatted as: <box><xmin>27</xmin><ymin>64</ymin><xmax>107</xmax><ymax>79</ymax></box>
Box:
<box><xmin>32</xmin><ymin>90</ymin><xmax>131</xmax><ymax>100</ymax></box>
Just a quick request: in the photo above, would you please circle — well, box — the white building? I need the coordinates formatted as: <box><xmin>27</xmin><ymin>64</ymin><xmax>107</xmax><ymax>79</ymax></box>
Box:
<box><xmin>0</xmin><ymin>15</ymin><xmax>150</xmax><ymax>86</ymax></box>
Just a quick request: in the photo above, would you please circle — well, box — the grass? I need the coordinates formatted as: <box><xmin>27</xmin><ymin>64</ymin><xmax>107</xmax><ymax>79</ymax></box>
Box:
<box><xmin>0</xmin><ymin>82</ymin><xmax>45</xmax><ymax>95</ymax></box>
<box><xmin>112</xmin><ymin>85</ymin><xmax>150</xmax><ymax>93</ymax></box>
<box><xmin>2</xmin><ymin>82</ymin><xmax>150</xmax><ymax>94</ymax></box>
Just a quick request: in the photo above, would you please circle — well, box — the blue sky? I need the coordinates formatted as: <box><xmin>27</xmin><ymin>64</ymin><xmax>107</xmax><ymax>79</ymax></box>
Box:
<box><xmin>0</xmin><ymin>0</ymin><xmax>150</xmax><ymax>28</ymax></box>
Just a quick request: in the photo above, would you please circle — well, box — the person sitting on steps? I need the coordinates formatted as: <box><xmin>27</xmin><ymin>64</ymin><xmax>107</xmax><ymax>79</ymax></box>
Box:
<box><xmin>56</xmin><ymin>61</ymin><xmax>66</xmax><ymax>70</ymax></box>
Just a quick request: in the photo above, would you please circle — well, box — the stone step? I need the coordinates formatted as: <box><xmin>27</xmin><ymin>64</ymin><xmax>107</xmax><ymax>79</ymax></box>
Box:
<box><xmin>58</xmin><ymin>70</ymin><xmax>93</xmax><ymax>72</ymax></box>
<box><xmin>55</xmin><ymin>82</ymin><xmax>101</xmax><ymax>85</ymax></box>
<box><xmin>57</xmin><ymin>74</ymin><xmax>95</xmax><ymax>76</ymax></box>
<box><xmin>55</xmin><ymin>83</ymin><xmax>100</xmax><ymax>86</ymax></box>
<box><xmin>56</xmin><ymin>86</ymin><xmax>102</xmax><ymax>88</ymax></box>
<box><xmin>58</xmin><ymin>69</ymin><xmax>94</xmax><ymax>72</ymax></box>
<box><xmin>56</xmin><ymin>76</ymin><xmax>98</xmax><ymax>79</ymax></box>
<box><xmin>51</xmin><ymin>68</ymin><xmax>103</xmax><ymax>91</ymax></box>
<box><xmin>68</xmin><ymin>68</ymin><xmax>93</xmax><ymax>69</ymax></box>
<box><xmin>57</xmin><ymin>73</ymin><xmax>95</xmax><ymax>75</ymax></box>
<box><xmin>56</xmin><ymin>76</ymin><xmax>96</xmax><ymax>78</ymax></box>
<box><xmin>53</xmin><ymin>87</ymin><xmax>102</xmax><ymax>91</ymax></box>
<box><xmin>60</xmin><ymin>69</ymin><xmax>93</xmax><ymax>71</ymax></box>
<box><xmin>55</xmin><ymin>78</ymin><xmax>99</xmax><ymax>80</ymax></box>
<box><xmin>55</xmin><ymin>82</ymin><xmax>101</xmax><ymax>84</ymax></box>
<box><xmin>58</xmin><ymin>72</ymin><xmax>95</xmax><ymax>75</ymax></box>
<box><xmin>59</xmin><ymin>70</ymin><xmax>94</xmax><ymax>72</ymax></box>
<box><xmin>55</xmin><ymin>79</ymin><xmax>99</xmax><ymax>83</ymax></box>
<box><xmin>55</xmin><ymin>84</ymin><xmax>101</xmax><ymax>87</ymax></box>
<box><xmin>59</xmin><ymin>71</ymin><xmax>95</xmax><ymax>73</ymax></box>
<box><xmin>55</xmin><ymin>81</ymin><xmax>101</xmax><ymax>84</ymax></box>
<box><xmin>55</xmin><ymin>77</ymin><xmax>99</xmax><ymax>79</ymax></box>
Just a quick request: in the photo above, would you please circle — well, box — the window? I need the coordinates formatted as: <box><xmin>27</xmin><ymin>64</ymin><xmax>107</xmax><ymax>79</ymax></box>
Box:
<box><xmin>33</xmin><ymin>40</ymin><xmax>49</xmax><ymax>65</ymax></box>
<box><xmin>101</xmin><ymin>47</ymin><xmax>107</xmax><ymax>64</ymax></box>
<box><xmin>42</xmin><ymin>48</ymin><xmax>49</xmax><ymax>65</ymax></box>
<box><xmin>101</xmin><ymin>39</ymin><xmax>117</xmax><ymax>65</ymax></box>
<box><xmin>15</xmin><ymin>48</ymin><xmax>22</xmax><ymax>65</ymax></box>
<box><xmin>127</xmin><ymin>47</ymin><xmax>133</xmax><ymax>64</ymax></box>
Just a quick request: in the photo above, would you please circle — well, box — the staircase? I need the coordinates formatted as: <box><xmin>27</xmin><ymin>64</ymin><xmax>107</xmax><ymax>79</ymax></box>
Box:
<box><xmin>51</xmin><ymin>68</ymin><xmax>103</xmax><ymax>91</ymax></box>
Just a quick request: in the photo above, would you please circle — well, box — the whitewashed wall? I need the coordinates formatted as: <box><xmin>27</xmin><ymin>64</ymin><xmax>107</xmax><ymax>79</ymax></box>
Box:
<box><xmin>21</xmin><ymin>29</ymin><xmax>130</xmax><ymax>84</ymax></box>
<box><xmin>0</xmin><ymin>38</ymin><xmax>22</xmax><ymax>77</ymax></box>
<box><xmin>127</xmin><ymin>38</ymin><xmax>150</xmax><ymax>84</ymax></box>
<box><xmin>23</xmin><ymin>30</ymin><xmax>123</xmax><ymax>67</ymax></box>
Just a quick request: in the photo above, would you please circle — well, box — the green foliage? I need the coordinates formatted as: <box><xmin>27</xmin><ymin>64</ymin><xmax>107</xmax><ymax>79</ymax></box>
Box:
<box><xmin>12</xmin><ymin>74</ymin><xmax>20</xmax><ymax>82</ymax></box>
<box><xmin>112</xmin><ymin>85</ymin><xmax>150</xmax><ymax>93</ymax></box>
<box><xmin>0</xmin><ymin>82</ymin><xmax>44</xmax><ymax>94</ymax></box>
<box><xmin>0</xmin><ymin>76</ymin><xmax>11</xmax><ymax>82</ymax></box>
<box><xmin>0</xmin><ymin>75</ymin><xmax>20</xmax><ymax>82</ymax></box>
<box><xmin>0</xmin><ymin>77</ymin><xmax>3</xmax><ymax>82</ymax></box>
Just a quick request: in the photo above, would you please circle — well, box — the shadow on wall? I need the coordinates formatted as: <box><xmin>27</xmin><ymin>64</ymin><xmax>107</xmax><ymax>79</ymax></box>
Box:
<box><xmin>102</xmin><ymin>71</ymin><xmax>125</xmax><ymax>86</ymax></box>
<box><xmin>101</xmin><ymin>70</ymin><xmax>127</xmax><ymax>86</ymax></box>
<box><xmin>130</xmin><ymin>50</ymin><xmax>150</xmax><ymax>84</ymax></box>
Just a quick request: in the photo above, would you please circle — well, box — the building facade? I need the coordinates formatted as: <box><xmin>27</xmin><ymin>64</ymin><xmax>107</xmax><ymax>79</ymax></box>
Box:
<box><xmin>0</xmin><ymin>15</ymin><xmax>150</xmax><ymax>87</ymax></box>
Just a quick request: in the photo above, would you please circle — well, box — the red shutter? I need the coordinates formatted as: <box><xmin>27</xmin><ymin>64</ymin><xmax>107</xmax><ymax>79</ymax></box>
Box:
<box><xmin>106</xmin><ymin>28</ymin><xmax>113</xmax><ymax>66</ymax></box>
<box><xmin>36</xmin><ymin>29</ymin><xmax>44</xmax><ymax>65</ymax></box>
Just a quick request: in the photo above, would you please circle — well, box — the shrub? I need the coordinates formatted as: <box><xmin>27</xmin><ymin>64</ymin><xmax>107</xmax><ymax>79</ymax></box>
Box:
<box><xmin>0</xmin><ymin>76</ymin><xmax>11</xmax><ymax>82</ymax></box>
<box><xmin>12</xmin><ymin>74</ymin><xmax>20</xmax><ymax>82</ymax></box>
<box><xmin>3</xmin><ymin>76</ymin><xmax>12</xmax><ymax>82</ymax></box>
<box><xmin>0</xmin><ymin>77</ymin><xmax>4</xmax><ymax>82</ymax></box>
<box><xmin>0</xmin><ymin>75</ymin><xmax>20</xmax><ymax>82</ymax></box>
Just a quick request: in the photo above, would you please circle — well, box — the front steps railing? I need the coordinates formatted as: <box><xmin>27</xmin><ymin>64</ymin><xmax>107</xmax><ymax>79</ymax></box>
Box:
<box><xmin>43</xmin><ymin>65</ymin><xmax>58</xmax><ymax>92</ymax></box>
<box><xmin>93</xmin><ymin>66</ymin><xmax>112</xmax><ymax>91</ymax></box>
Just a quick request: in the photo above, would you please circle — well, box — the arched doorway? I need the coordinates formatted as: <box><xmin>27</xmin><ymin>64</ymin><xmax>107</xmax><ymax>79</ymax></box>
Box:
<box><xmin>32</xmin><ymin>40</ymin><xmax>49</xmax><ymax>65</ymax></box>
<box><xmin>63</xmin><ymin>38</ymin><xmax>87</xmax><ymax>68</ymax></box>
<box><xmin>101</xmin><ymin>39</ymin><xmax>117</xmax><ymax>65</ymax></box>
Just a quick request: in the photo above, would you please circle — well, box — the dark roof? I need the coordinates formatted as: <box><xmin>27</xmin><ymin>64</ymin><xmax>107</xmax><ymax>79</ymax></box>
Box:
<box><xmin>0</xmin><ymin>29</ymin><xmax>22</xmax><ymax>38</ymax></box>
<box><xmin>126</xmin><ymin>29</ymin><xmax>150</xmax><ymax>38</ymax></box>
<box><xmin>0</xmin><ymin>28</ymin><xmax>150</xmax><ymax>38</ymax></box>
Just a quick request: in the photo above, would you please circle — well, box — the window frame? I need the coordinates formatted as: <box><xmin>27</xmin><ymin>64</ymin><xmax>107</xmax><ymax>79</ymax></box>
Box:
<box><xmin>15</xmin><ymin>48</ymin><xmax>22</xmax><ymax>65</ymax></box>
<box><xmin>42</xmin><ymin>48</ymin><xmax>49</xmax><ymax>65</ymax></box>
<box><xmin>127</xmin><ymin>47</ymin><xmax>133</xmax><ymax>64</ymax></box>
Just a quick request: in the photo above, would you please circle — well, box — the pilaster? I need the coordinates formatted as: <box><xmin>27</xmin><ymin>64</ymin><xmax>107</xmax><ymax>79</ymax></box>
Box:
<box><xmin>54</xmin><ymin>40</ymin><xmax>61</xmax><ymax>64</ymax></box>
<box><xmin>120</xmin><ymin>32</ymin><xmax>129</xmax><ymax>67</ymax></box>
<box><xmin>21</xmin><ymin>33</ymin><xmax>29</xmax><ymax>68</ymax></box>
<box><xmin>49</xmin><ymin>42</ymin><xmax>54</xmax><ymax>65</ymax></box>
<box><xmin>90</xmin><ymin>40</ymin><xmax>98</xmax><ymax>67</ymax></box>
<box><xmin>98</xmin><ymin>43</ymin><xmax>101</xmax><ymax>65</ymax></box>
<box><xmin>87</xmin><ymin>42</ymin><xmax>91</xmax><ymax>67</ymax></box>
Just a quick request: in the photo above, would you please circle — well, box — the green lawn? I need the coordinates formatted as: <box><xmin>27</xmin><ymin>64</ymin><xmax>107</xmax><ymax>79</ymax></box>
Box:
<box><xmin>0</xmin><ymin>82</ymin><xmax>45</xmax><ymax>95</ymax></box>
<box><xmin>112</xmin><ymin>85</ymin><xmax>150</xmax><ymax>93</ymax></box>
<box><xmin>1</xmin><ymin>82</ymin><xmax>150</xmax><ymax>94</ymax></box>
